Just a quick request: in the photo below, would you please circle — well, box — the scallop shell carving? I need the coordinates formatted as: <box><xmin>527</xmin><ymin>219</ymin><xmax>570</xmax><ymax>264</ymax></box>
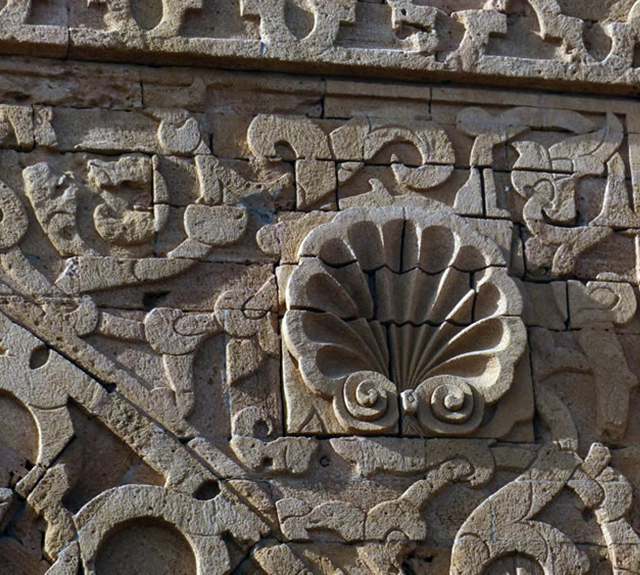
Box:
<box><xmin>283</xmin><ymin>204</ymin><xmax>526</xmax><ymax>435</ymax></box>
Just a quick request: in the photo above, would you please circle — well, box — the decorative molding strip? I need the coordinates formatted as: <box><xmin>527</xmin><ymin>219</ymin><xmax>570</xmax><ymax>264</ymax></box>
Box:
<box><xmin>1</xmin><ymin>1</ymin><xmax>640</xmax><ymax>91</ymax></box>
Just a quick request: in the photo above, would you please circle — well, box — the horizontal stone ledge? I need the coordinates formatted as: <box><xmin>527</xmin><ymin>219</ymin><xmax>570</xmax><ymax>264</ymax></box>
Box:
<box><xmin>1</xmin><ymin>0</ymin><xmax>640</xmax><ymax>94</ymax></box>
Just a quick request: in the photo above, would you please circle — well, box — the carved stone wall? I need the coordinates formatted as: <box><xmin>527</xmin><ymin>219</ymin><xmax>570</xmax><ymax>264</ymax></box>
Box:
<box><xmin>3</xmin><ymin>2</ymin><xmax>640</xmax><ymax>575</ymax></box>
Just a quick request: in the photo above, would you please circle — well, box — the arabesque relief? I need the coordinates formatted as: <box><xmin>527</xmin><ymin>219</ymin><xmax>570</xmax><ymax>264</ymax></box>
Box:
<box><xmin>3</xmin><ymin>2</ymin><xmax>640</xmax><ymax>574</ymax></box>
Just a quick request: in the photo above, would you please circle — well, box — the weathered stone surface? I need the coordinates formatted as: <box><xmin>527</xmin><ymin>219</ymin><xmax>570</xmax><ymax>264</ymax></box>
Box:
<box><xmin>3</xmin><ymin>4</ymin><xmax>640</xmax><ymax>575</ymax></box>
<box><xmin>2</xmin><ymin>1</ymin><xmax>640</xmax><ymax>94</ymax></box>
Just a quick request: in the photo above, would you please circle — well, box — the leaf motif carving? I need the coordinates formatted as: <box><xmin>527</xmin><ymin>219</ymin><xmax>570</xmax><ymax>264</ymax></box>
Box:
<box><xmin>283</xmin><ymin>204</ymin><xmax>526</xmax><ymax>436</ymax></box>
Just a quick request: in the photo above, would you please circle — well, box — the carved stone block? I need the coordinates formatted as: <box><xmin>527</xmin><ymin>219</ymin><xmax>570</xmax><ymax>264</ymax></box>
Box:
<box><xmin>2</xmin><ymin>6</ymin><xmax>640</xmax><ymax>575</ymax></box>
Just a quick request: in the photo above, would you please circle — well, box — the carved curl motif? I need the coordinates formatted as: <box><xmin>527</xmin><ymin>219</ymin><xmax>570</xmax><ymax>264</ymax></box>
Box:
<box><xmin>283</xmin><ymin>203</ymin><xmax>526</xmax><ymax>435</ymax></box>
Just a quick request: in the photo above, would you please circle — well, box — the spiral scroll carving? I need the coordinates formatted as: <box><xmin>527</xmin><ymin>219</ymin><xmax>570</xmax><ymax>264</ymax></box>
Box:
<box><xmin>283</xmin><ymin>203</ymin><xmax>527</xmax><ymax>435</ymax></box>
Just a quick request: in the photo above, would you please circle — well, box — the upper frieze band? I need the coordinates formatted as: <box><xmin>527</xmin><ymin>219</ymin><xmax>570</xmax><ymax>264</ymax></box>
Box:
<box><xmin>4</xmin><ymin>0</ymin><xmax>640</xmax><ymax>92</ymax></box>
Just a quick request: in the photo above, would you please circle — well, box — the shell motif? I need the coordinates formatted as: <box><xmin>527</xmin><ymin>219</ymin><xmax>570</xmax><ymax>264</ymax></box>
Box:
<box><xmin>283</xmin><ymin>204</ymin><xmax>526</xmax><ymax>435</ymax></box>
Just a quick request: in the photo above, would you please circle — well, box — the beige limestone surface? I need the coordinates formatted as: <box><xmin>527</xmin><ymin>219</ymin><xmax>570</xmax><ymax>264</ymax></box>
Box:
<box><xmin>3</xmin><ymin>2</ymin><xmax>640</xmax><ymax>574</ymax></box>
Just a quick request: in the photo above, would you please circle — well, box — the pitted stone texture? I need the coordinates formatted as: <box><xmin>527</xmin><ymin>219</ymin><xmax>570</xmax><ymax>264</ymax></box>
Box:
<box><xmin>0</xmin><ymin>42</ymin><xmax>639</xmax><ymax>575</ymax></box>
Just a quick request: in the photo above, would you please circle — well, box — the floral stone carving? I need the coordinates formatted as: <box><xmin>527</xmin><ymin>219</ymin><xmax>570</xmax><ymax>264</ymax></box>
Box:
<box><xmin>5</xmin><ymin>33</ymin><xmax>640</xmax><ymax>575</ymax></box>
<box><xmin>283</xmin><ymin>201</ymin><xmax>530</xmax><ymax>437</ymax></box>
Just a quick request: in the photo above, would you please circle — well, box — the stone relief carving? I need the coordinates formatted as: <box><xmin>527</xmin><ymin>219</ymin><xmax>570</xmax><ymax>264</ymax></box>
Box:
<box><xmin>512</xmin><ymin>111</ymin><xmax>629</xmax><ymax>276</ymax></box>
<box><xmin>450</xmin><ymin>443</ymin><xmax>639</xmax><ymax>575</ymax></box>
<box><xmin>7</xmin><ymin>1</ymin><xmax>640</xmax><ymax>92</ymax></box>
<box><xmin>240</xmin><ymin>0</ymin><xmax>357</xmax><ymax>53</ymax></box>
<box><xmin>90</xmin><ymin>0</ymin><xmax>204</xmax><ymax>35</ymax></box>
<box><xmin>282</xmin><ymin>201</ymin><xmax>528</xmax><ymax>436</ymax></box>
<box><xmin>2</xmin><ymin>50</ymin><xmax>640</xmax><ymax>575</ymax></box>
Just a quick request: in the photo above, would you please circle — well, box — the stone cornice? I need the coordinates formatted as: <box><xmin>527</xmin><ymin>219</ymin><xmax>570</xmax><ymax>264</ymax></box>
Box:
<box><xmin>3</xmin><ymin>0</ymin><xmax>640</xmax><ymax>92</ymax></box>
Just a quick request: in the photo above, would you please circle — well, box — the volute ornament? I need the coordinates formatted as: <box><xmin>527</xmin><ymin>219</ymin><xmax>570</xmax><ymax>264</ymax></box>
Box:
<box><xmin>283</xmin><ymin>202</ymin><xmax>526</xmax><ymax>436</ymax></box>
